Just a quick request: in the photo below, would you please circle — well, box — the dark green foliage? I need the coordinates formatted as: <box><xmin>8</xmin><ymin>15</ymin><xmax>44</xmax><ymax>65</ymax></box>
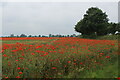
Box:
<box><xmin>107</xmin><ymin>22</ymin><xmax>118</xmax><ymax>35</ymax></box>
<box><xmin>20</xmin><ymin>34</ymin><xmax>27</xmax><ymax>37</ymax></box>
<box><xmin>28</xmin><ymin>35</ymin><xmax>32</xmax><ymax>37</ymax></box>
<box><xmin>75</xmin><ymin>7</ymin><xmax>109</xmax><ymax>37</ymax></box>
<box><xmin>116</xmin><ymin>22</ymin><xmax>120</xmax><ymax>32</ymax></box>
<box><xmin>38</xmin><ymin>35</ymin><xmax>41</xmax><ymax>37</ymax></box>
<box><xmin>10</xmin><ymin>34</ymin><xmax>15</xmax><ymax>37</ymax></box>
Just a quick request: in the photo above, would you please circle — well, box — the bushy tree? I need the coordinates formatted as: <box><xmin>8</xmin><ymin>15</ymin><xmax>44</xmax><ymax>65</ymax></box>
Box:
<box><xmin>20</xmin><ymin>34</ymin><xmax>27</xmax><ymax>37</ymax></box>
<box><xmin>75</xmin><ymin>7</ymin><xmax>109</xmax><ymax>37</ymax></box>
<box><xmin>107</xmin><ymin>22</ymin><xmax>117</xmax><ymax>35</ymax></box>
<box><xmin>28</xmin><ymin>35</ymin><xmax>32</xmax><ymax>37</ymax></box>
<box><xmin>116</xmin><ymin>22</ymin><xmax>120</xmax><ymax>32</ymax></box>
<box><xmin>38</xmin><ymin>35</ymin><xmax>41</xmax><ymax>37</ymax></box>
<box><xmin>10</xmin><ymin>34</ymin><xmax>15</xmax><ymax>37</ymax></box>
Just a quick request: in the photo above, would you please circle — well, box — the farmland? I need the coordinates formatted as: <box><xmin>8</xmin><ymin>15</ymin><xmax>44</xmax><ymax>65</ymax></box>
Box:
<box><xmin>0</xmin><ymin>37</ymin><xmax>119</xmax><ymax>78</ymax></box>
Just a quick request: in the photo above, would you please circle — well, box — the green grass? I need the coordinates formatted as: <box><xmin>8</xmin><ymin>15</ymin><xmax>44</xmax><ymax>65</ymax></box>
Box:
<box><xmin>97</xmin><ymin>35</ymin><xmax>119</xmax><ymax>40</ymax></box>
<box><xmin>79</xmin><ymin>34</ymin><xmax>119</xmax><ymax>40</ymax></box>
<box><xmin>1</xmin><ymin>39</ymin><xmax>57</xmax><ymax>44</ymax></box>
<box><xmin>83</xmin><ymin>59</ymin><xmax>118</xmax><ymax>78</ymax></box>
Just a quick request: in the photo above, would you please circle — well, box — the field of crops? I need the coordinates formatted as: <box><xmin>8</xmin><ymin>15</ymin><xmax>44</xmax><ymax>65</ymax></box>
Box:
<box><xmin>0</xmin><ymin>37</ymin><xmax>119</xmax><ymax>78</ymax></box>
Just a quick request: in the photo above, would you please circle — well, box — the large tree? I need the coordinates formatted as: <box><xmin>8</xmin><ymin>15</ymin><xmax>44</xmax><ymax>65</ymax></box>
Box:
<box><xmin>107</xmin><ymin>22</ymin><xmax>117</xmax><ymax>35</ymax></box>
<box><xmin>75</xmin><ymin>7</ymin><xmax>109</xmax><ymax>36</ymax></box>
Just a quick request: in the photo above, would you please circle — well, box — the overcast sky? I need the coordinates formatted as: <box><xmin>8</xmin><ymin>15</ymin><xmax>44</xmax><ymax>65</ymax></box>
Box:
<box><xmin>1</xmin><ymin>2</ymin><xmax>118</xmax><ymax>36</ymax></box>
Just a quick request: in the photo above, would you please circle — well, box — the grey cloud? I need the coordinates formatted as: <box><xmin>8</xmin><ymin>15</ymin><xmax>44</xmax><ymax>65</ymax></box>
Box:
<box><xmin>2</xmin><ymin>2</ymin><xmax>118</xmax><ymax>36</ymax></box>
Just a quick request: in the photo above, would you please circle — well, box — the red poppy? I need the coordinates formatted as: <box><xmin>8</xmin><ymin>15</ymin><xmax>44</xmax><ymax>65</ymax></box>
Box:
<box><xmin>80</xmin><ymin>62</ymin><xmax>83</xmax><ymax>64</ymax></box>
<box><xmin>19</xmin><ymin>72</ymin><xmax>23</xmax><ymax>74</ymax></box>
<box><xmin>16</xmin><ymin>60</ymin><xmax>19</xmax><ymax>61</ymax></box>
<box><xmin>1</xmin><ymin>50</ymin><xmax>4</xmax><ymax>53</ymax></box>
<box><xmin>36</xmin><ymin>50</ymin><xmax>41</xmax><ymax>53</ymax></box>
<box><xmin>36</xmin><ymin>46</ymin><xmax>42</xmax><ymax>49</ymax></box>
<box><xmin>74</xmin><ymin>60</ymin><xmax>77</xmax><ymax>61</ymax></box>
<box><xmin>31</xmin><ymin>53</ymin><xmax>35</xmax><ymax>55</ymax></box>
<box><xmin>99</xmin><ymin>53</ymin><xmax>104</xmax><ymax>55</ymax></box>
<box><xmin>16</xmin><ymin>76</ymin><xmax>20</xmax><ymax>78</ymax></box>
<box><xmin>5</xmin><ymin>77</ymin><xmax>8</xmax><ymax>78</ymax></box>
<box><xmin>19</xmin><ymin>57</ymin><xmax>24</xmax><ymax>60</ymax></box>
<box><xmin>22</xmin><ymin>53</ymin><xmax>24</xmax><ymax>56</ymax></box>
<box><xmin>68</xmin><ymin>61</ymin><xmax>71</xmax><ymax>63</ymax></box>
<box><xmin>3</xmin><ymin>54</ymin><xmax>7</xmax><ymax>57</ymax></box>
<box><xmin>73</xmin><ymin>63</ymin><xmax>77</xmax><ymax>65</ymax></box>
<box><xmin>52</xmin><ymin>67</ymin><xmax>57</xmax><ymax>69</ymax></box>
<box><xmin>106</xmin><ymin>56</ymin><xmax>110</xmax><ymax>58</ymax></box>
<box><xmin>116</xmin><ymin>77</ymin><xmax>120</xmax><ymax>80</ymax></box>
<box><xmin>17</xmin><ymin>67</ymin><xmax>21</xmax><ymax>69</ymax></box>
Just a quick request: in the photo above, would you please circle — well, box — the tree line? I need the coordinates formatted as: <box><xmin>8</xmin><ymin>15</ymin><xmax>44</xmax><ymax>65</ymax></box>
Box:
<box><xmin>74</xmin><ymin>7</ymin><xmax>120</xmax><ymax>38</ymax></box>
<box><xmin>6</xmin><ymin>34</ymin><xmax>78</xmax><ymax>37</ymax></box>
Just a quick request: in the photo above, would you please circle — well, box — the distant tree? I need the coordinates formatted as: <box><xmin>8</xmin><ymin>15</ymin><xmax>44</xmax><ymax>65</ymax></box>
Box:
<box><xmin>72</xmin><ymin>34</ymin><xmax>76</xmax><ymax>37</ymax></box>
<box><xmin>42</xmin><ymin>35</ymin><xmax>45</xmax><ymax>37</ymax></box>
<box><xmin>51</xmin><ymin>35</ymin><xmax>55</xmax><ymax>37</ymax></box>
<box><xmin>75</xmin><ymin>7</ymin><xmax>109</xmax><ymax>37</ymax></box>
<box><xmin>61</xmin><ymin>35</ymin><xmax>64</xmax><ymax>37</ymax></box>
<box><xmin>28</xmin><ymin>35</ymin><xmax>32</xmax><ymax>37</ymax></box>
<box><xmin>20</xmin><ymin>34</ymin><xmax>27</xmax><ymax>37</ymax></box>
<box><xmin>49</xmin><ymin>34</ymin><xmax>52</xmax><ymax>37</ymax></box>
<box><xmin>10</xmin><ymin>34</ymin><xmax>15</xmax><ymax>37</ymax></box>
<box><xmin>16</xmin><ymin>35</ymin><xmax>19</xmax><ymax>37</ymax></box>
<box><xmin>34</xmin><ymin>35</ymin><xmax>37</xmax><ymax>37</ymax></box>
<box><xmin>70</xmin><ymin>35</ymin><xmax>73</xmax><ymax>37</ymax></box>
<box><xmin>38</xmin><ymin>35</ymin><xmax>41</xmax><ymax>37</ymax></box>
<box><xmin>58</xmin><ymin>35</ymin><xmax>62</xmax><ymax>37</ymax></box>
<box><xmin>67</xmin><ymin>35</ymin><xmax>69</xmax><ymax>37</ymax></box>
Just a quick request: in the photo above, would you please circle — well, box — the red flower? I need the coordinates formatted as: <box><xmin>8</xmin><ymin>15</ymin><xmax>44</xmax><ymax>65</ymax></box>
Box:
<box><xmin>80</xmin><ymin>62</ymin><xmax>83</xmax><ymax>64</ymax></box>
<box><xmin>19</xmin><ymin>57</ymin><xmax>24</xmax><ymax>60</ymax></box>
<box><xmin>106</xmin><ymin>56</ymin><xmax>110</xmax><ymax>58</ymax></box>
<box><xmin>52</xmin><ymin>67</ymin><xmax>57</xmax><ymax>69</ymax></box>
<box><xmin>44</xmin><ymin>52</ymin><xmax>48</xmax><ymax>56</ymax></box>
<box><xmin>22</xmin><ymin>53</ymin><xmax>24</xmax><ymax>56</ymax></box>
<box><xmin>16</xmin><ymin>76</ymin><xmax>20</xmax><ymax>78</ymax></box>
<box><xmin>99</xmin><ymin>53</ymin><xmax>104</xmax><ymax>55</ymax></box>
<box><xmin>5</xmin><ymin>77</ymin><xmax>8</xmax><ymax>78</ymax></box>
<box><xmin>3</xmin><ymin>54</ymin><xmax>7</xmax><ymax>57</ymax></box>
<box><xmin>116</xmin><ymin>77</ymin><xmax>120</xmax><ymax>80</ymax></box>
<box><xmin>73</xmin><ymin>63</ymin><xmax>77</xmax><ymax>65</ymax></box>
<box><xmin>54</xmin><ymin>51</ymin><xmax>56</xmax><ymax>52</ymax></box>
<box><xmin>19</xmin><ymin>72</ymin><xmax>23</xmax><ymax>74</ymax></box>
<box><xmin>68</xmin><ymin>61</ymin><xmax>71</xmax><ymax>63</ymax></box>
<box><xmin>36</xmin><ymin>46</ymin><xmax>42</xmax><ymax>49</ymax></box>
<box><xmin>31</xmin><ymin>53</ymin><xmax>35</xmax><ymax>55</ymax></box>
<box><xmin>0</xmin><ymin>50</ymin><xmax>4</xmax><ymax>53</ymax></box>
<box><xmin>36</xmin><ymin>50</ymin><xmax>41</xmax><ymax>53</ymax></box>
<box><xmin>74</xmin><ymin>60</ymin><xmax>77</xmax><ymax>61</ymax></box>
<box><xmin>17</xmin><ymin>67</ymin><xmax>21</xmax><ymax>69</ymax></box>
<box><xmin>16</xmin><ymin>60</ymin><xmax>19</xmax><ymax>61</ymax></box>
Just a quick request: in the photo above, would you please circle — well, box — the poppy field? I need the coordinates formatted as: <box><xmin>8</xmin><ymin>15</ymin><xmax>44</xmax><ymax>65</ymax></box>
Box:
<box><xmin>0</xmin><ymin>37</ymin><xmax>119</xmax><ymax>78</ymax></box>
